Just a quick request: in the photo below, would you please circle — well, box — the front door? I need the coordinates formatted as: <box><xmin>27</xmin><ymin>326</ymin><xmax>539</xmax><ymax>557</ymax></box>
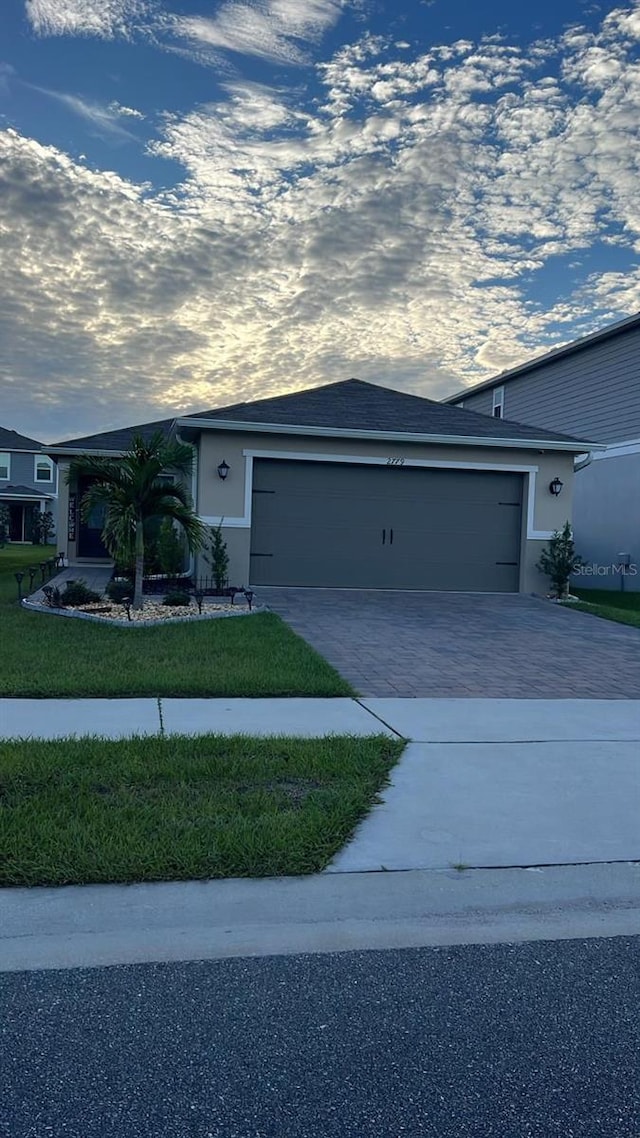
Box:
<box><xmin>77</xmin><ymin>477</ymin><xmax>110</xmax><ymax>558</ymax></box>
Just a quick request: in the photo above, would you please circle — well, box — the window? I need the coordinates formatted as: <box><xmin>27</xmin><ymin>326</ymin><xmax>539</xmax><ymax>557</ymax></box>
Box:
<box><xmin>35</xmin><ymin>456</ymin><xmax>53</xmax><ymax>483</ymax></box>
<box><xmin>492</xmin><ymin>386</ymin><xmax>504</xmax><ymax>419</ymax></box>
<box><xmin>0</xmin><ymin>453</ymin><xmax>9</xmax><ymax>480</ymax></box>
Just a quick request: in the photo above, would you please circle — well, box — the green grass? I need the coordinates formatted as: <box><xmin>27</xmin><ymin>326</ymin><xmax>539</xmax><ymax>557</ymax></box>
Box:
<box><xmin>0</xmin><ymin>546</ymin><xmax>353</xmax><ymax>697</ymax></box>
<box><xmin>565</xmin><ymin>587</ymin><xmax>640</xmax><ymax>630</ymax></box>
<box><xmin>0</xmin><ymin>733</ymin><xmax>404</xmax><ymax>886</ymax></box>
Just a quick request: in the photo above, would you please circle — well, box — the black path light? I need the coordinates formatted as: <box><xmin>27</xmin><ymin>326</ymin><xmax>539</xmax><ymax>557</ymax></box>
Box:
<box><xmin>217</xmin><ymin>459</ymin><xmax>230</xmax><ymax>481</ymax></box>
<box><xmin>39</xmin><ymin>561</ymin><xmax>47</xmax><ymax>584</ymax></box>
<box><xmin>28</xmin><ymin>565</ymin><xmax>38</xmax><ymax>591</ymax></box>
<box><xmin>193</xmin><ymin>586</ymin><xmax>205</xmax><ymax>614</ymax></box>
<box><xmin>549</xmin><ymin>476</ymin><xmax>564</xmax><ymax>497</ymax></box>
<box><xmin>14</xmin><ymin>572</ymin><xmax>25</xmax><ymax>601</ymax></box>
<box><xmin>121</xmin><ymin>596</ymin><xmax>133</xmax><ymax>622</ymax></box>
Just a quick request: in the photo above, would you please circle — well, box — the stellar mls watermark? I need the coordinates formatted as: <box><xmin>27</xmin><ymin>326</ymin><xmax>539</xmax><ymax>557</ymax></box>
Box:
<box><xmin>574</xmin><ymin>562</ymin><xmax>638</xmax><ymax>577</ymax></box>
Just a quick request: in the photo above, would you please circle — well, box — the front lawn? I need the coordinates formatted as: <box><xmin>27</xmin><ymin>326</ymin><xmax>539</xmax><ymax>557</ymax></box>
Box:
<box><xmin>0</xmin><ymin>547</ymin><xmax>353</xmax><ymax>697</ymax></box>
<box><xmin>567</xmin><ymin>587</ymin><xmax>640</xmax><ymax>630</ymax></box>
<box><xmin>0</xmin><ymin>733</ymin><xmax>403</xmax><ymax>886</ymax></box>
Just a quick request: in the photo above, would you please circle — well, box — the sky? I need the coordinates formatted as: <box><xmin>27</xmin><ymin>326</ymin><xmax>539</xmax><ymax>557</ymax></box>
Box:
<box><xmin>1</xmin><ymin>0</ymin><xmax>640</xmax><ymax>442</ymax></box>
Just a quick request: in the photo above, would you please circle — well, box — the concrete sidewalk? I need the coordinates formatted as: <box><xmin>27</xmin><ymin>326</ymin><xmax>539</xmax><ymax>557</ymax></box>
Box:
<box><xmin>2</xmin><ymin>697</ymin><xmax>639</xmax><ymax>882</ymax></box>
<box><xmin>1</xmin><ymin>696</ymin><xmax>639</xmax><ymax>741</ymax></box>
<box><xmin>3</xmin><ymin>863</ymin><xmax>640</xmax><ymax>973</ymax></box>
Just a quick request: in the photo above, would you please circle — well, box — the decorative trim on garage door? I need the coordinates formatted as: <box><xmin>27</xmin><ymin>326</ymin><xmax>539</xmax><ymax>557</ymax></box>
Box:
<box><xmin>200</xmin><ymin>449</ymin><xmax>554</xmax><ymax>540</ymax></box>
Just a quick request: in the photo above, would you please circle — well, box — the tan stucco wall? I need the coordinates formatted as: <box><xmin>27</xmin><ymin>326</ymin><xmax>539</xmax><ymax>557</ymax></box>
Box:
<box><xmin>194</xmin><ymin>428</ymin><xmax>577</xmax><ymax>593</ymax></box>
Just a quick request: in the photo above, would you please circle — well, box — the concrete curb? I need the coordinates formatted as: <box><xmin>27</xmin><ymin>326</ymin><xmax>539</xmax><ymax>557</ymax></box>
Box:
<box><xmin>3</xmin><ymin>863</ymin><xmax>640</xmax><ymax>972</ymax></box>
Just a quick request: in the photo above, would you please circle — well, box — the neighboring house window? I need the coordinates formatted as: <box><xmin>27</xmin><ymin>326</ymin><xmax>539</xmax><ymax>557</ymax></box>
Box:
<box><xmin>0</xmin><ymin>453</ymin><xmax>9</xmax><ymax>480</ymax></box>
<box><xmin>492</xmin><ymin>386</ymin><xmax>504</xmax><ymax>419</ymax></box>
<box><xmin>35</xmin><ymin>457</ymin><xmax>54</xmax><ymax>483</ymax></box>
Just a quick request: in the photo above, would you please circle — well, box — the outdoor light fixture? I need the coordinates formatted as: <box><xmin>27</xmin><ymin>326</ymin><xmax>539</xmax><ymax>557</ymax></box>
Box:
<box><xmin>193</xmin><ymin>587</ymin><xmax>205</xmax><ymax>614</ymax></box>
<box><xmin>217</xmin><ymin>459</ymin><xmax>230</xmax><ymax>481</ymax></box>
<box><xmin>121</xmin><ymin>596</ymin><xmax>133</xmax><ymax>622</ymax></box>
<box><xmin>549</xmin><ymin>477</ymin><xmax>564</xmax><ymax>497</ymax></box>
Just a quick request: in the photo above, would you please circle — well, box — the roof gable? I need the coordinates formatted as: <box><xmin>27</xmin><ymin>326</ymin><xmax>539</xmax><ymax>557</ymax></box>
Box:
<box><xmin>0</xmin><ymin>426</ymin><xmax>44</xmax><ymax>451</ymax></box>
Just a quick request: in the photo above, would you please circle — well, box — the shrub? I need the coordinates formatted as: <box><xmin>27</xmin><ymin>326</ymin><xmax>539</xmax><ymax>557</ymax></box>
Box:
<box><xmin>203</xmin><ymin>523</ymin><xmax>229</xmax><ymax>592</ymax></box>
<box><xmin>61</xmin><ymin>580</ymin><xmax>102</xmax><ymax>606</ymax></box>
<box><xmin>106</xmin><ymin>578</ymin><xmax>134</xmax><ymax>603</ymax></box>
<box><xmin>536</xmin><ymin>521</ymin><xmax>585</xmax><ymax>598</ymax></box>
<box><xmin>163</xmin><ymin>589</ymin><xmax>191</xmax><ymax>607</ymax></box>
<box><xmin>157</xmin><ymin>518</ymin><xmax>186</xmax><ymax>577</ymax></box>
<box><xmin>42</xmin><ymin>585</ymin><xmax>63</xmax><ymax>608</ymax></box>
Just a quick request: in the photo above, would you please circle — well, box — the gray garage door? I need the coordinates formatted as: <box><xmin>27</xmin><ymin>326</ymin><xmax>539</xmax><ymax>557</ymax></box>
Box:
<box><xmin>250</xmin><ymin>459</ymin><xmax>523</xmax><ymax>591</ymax></box>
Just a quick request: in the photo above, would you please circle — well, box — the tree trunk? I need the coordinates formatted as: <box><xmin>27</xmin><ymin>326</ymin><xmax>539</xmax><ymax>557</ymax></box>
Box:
<box><xmin>133</xmin><ymin>517</ymin><xmax>144</xmax><ymax>610</ymax></box>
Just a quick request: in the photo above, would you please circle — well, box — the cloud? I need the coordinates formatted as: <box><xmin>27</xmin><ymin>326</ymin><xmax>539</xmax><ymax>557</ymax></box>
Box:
<box><xmin>0</xmin><ymin>62</ymin><xmax>15</xmax><ymax>95</ymax></box>
<box><xmin>173</xmin><ymin>0</ymin><xmax>345</xmax><ymax>66</ymax></box>
<box><xmin>25</xmin><ymin>0</ymin><xmax>152</xmax><ymax>39</ymax></box>
<box><xmin>4</xmin><ymin>5</ymin><xmax>640</xmax><ymax>439</ymax></box>
<box><xmin>29</xmin><ymin>86</ymin><xmax>140</xmax><ymax>139</ymax></box>
<box><xmin>109</xmin><ymin>101</ymin><xmax>145</xmax><ymax>120</ymax></box>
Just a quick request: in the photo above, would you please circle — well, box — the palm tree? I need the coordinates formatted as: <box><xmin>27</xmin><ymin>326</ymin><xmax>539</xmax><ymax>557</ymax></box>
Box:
<box><xmin>69</xmin><ymin>431</ymin><xmax>206</xmax><ymax>609</ymax></box>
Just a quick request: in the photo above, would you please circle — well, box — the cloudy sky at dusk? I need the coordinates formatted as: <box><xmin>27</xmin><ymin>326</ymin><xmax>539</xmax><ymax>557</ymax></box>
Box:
<box><xmin>1</xmin><ymin>0</ymin><xmax>640</xmax><ymax>442</ymax></box>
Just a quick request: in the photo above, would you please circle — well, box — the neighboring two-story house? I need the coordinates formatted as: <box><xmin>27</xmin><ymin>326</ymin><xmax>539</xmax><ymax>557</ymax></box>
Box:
<box><xmin>444</xmin><ymin>312</ymin><xmax>640</xmax><ymax>589</ymax></box>
<box><xmin>0</xmin><ymin>427</ymin><xmax>58</xmax><ymax>543</ymax></box>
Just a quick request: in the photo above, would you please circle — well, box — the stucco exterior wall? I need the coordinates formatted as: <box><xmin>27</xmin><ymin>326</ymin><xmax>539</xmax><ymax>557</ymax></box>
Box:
<box><xmin>194</xmin><ymin>429</ymin><xmax>576</xmax><ymax>593</ymax></box>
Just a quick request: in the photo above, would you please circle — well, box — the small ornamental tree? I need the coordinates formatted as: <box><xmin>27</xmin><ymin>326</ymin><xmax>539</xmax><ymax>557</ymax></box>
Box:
<box><xmin>33</xmin><ymin>510</ymin><xmax>55</xmax><ymax>546</ymax></box>
<box><xmin>0</xmin><ymin>504</ymin><xmax>10</xmax><ymax>548</ymax></box>
<box><xmin>204</xmin><ymin>523</ymin><xmax>229</xmax><ymax>592</ymax></box>
<box><xmin>536</xmin><ymin>521</ymin><xmax>584</xmax><ymax>598</ymax></box>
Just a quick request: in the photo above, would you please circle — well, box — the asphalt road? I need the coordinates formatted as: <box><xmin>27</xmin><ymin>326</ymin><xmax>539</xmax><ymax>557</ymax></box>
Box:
<box><xmin>2</xmin><ymin>937</ymin><xmax>640</xmax><ymax>1138</ymax></box>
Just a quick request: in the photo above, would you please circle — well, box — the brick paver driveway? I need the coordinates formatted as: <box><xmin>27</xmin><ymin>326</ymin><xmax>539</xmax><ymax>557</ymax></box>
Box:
<box><xmin>257</xmin><ymin>589</ymin><xmax>640</xmax><ymax>698</ymax></box>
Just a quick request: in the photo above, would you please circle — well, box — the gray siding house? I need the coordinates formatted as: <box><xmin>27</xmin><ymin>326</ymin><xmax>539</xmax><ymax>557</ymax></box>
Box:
<box><xmin>0</xmin><ymin>427</ymin><xmax>58</xmax><ymax>543</ymax></box>
<box><xmin>445</xmin><ymin>313</ymin><xmax>640</xmax><ymax>590</ymax></box>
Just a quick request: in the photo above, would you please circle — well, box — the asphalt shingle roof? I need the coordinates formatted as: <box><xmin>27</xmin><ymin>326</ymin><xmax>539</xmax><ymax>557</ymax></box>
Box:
<box><xmin>0</xmin><ymin>484</ymin><xmax>55</xmax><ymax>497</ymax></box>
<box><xmin>186</xmin><ymin>379</ymin><xmax>590</xmax><ymax>445</ymax></box>
<box><xmin>49</xmin><ymin>417</ymin><xmax>175</xmax><ymax>453</ymax></box>
<box><xmin>0</xmin><ymin>426</ymin><xmax>43</xmax><ymax>451</ymax></box>
<box><xmin>49</xmin><ymin>379</ymin><xmax>591</xmax><ymax>453</ymax></box>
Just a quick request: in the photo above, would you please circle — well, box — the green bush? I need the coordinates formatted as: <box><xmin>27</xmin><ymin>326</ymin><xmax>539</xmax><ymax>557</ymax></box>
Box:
<box><xmin>157</xmin><ymin>518</ymin><xmax>186</xmax><ymax>577</ymax></box>
<box><xmin>106</xmin><ymin>578</ymin><xmax>134</xmax><ymax>603</ymax></box>
<box><xmin>163</xmin><ymin>589</ymin><xmax>191</xmax><ymax>607</ymax></box>
<box><xmin>61</xmin><ymin>580</ymin><xmax>102</xmax><ymax>606</ymax></box>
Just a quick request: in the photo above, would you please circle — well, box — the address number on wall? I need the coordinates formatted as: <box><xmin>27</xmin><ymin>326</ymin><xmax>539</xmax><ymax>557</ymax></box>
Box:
<box><xmin>386</xmin><ymin>457</ymin><xmax>405</xmax><ymax>466</ymax></box>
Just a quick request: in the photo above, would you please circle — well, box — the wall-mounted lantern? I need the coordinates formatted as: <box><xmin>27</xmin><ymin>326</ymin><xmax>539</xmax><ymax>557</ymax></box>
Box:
<box><xmin>217</xmin><ymin>460</ymin><xmax>230</xmax><ymax>481</ymax></box>
<box><xmin>549</xmin><ymin>477</ymin><xmax>564</xmax><ymax>497</ymax></box>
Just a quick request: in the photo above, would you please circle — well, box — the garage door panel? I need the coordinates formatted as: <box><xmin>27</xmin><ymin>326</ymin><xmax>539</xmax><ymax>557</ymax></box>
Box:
<box><xmin>250</xmin><ymin>459</ymin><xmax>523</xmax><ymax>591</ymax></box>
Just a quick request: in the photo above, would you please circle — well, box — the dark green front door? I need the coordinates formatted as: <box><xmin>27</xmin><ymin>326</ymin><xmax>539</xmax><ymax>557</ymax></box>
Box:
<box><xmin>250</xmin><ymin>459</ymin><xmax>523</xmax><ymax>591</ymax></box>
